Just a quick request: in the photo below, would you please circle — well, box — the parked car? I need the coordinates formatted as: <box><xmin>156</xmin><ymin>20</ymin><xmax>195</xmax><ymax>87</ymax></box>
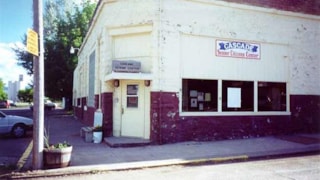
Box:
<box><xmin>8</xmin><ymin>100</ymin><xmax>17</xmax><ymax>107</ymax></box>
<box><xmin>0</xmin><ymin>111</ymin><xmax>33</xmax><ymax>138</ymax></box>
<box><xmin>30</xmin><ymin>99</ymin><xmax>56</xmax><ymax>111</ymax></box>
<box><xmin>0</xmin><ymin>100</ymin><xmax>10</xmax><ymax>109</ymax></box>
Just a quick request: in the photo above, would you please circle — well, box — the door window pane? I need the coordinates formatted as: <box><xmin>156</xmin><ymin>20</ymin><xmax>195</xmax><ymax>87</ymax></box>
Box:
<box><xmin>127</xmin><ymin>85</ymin><xmax>138</xmax><ymax>95</ymax></box>
<box><xmin>127</xmin><ymin>85</ymin><xmax>138</xmax><ymax>108</ymax></box>
<box><xmin>127</xmin><ymin>97</ymin><xmax>138</xmax><ymax>107</ymax></box>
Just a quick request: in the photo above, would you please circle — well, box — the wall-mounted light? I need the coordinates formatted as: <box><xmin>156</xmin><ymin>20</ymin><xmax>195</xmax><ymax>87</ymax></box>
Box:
<box><xmin>144</xmin><ymin>80</ymin><xmax>151</xmax><ymax>87</ymax></box>
<box><xmin>70</xmin><ymin>46</ymin><xmax>80</xmax><ymax>54</ymax></box>
<box><xmin>114</xmin><ymin>79</ymin><xmax>119</xmax><ymax>87</ymax></box>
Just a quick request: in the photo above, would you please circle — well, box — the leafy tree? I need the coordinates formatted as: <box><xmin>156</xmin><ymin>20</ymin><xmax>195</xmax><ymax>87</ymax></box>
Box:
<box><xmin>13</xmin><ymin>0</ymin><xmax>96</xmax><ymax>108</ymax></box>
<box><xmin>18</xmin><ymin>88</ymin><xmax>33</xmax><ymax>103</ymax></box>
<box><xmin>0</xmin><ymin>78</ymin><xmax>8</xmax><ymax>100</ymax></box>
<box><xmin>44</xmin><ymin>0</ymin><xmax>96</xmax><ymax>103</ymax></box>
<box><xmin>12</xmin><ymin>36</ymin><xmax>34</xmax><ymax>75</ymax></box>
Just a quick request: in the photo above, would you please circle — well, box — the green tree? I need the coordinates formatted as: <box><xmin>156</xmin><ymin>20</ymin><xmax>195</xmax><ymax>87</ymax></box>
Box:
<box><xmin>0</xmin><ymin>94</ymin><xmax>7</xmax><ymax>101</ymax></box>
<box><xmin>44</xmin><ymin>0</ymin><xmax>96</xmax><ymax>103</ymax></box>
<box><xmin>12</xmin><ymin>36</ymin><xmax>34</xmax><ymax>75</ymax></box>
<box><xmin>13</xmin><ymin>0</ymin><xmax>96</xmax><ymax>108</ymax></box>
<box><xmin>18</xmin><ymin>88</ymin><xmax>33</xmax><ymax>103</ymax></box>
<box><xmin>0</xmin><ymin>79</ymin><xmax>8</xmax><ymax>100</ymax></box>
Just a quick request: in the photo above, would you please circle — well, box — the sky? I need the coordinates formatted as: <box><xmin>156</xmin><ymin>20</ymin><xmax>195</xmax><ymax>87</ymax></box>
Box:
<box><xmin>0</xmin><ymin>0</ymin><xmax>33</xmax><ymax>88</ymax></box>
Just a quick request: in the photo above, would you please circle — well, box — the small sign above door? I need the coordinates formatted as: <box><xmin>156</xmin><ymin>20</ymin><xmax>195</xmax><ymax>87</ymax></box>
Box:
<box><xmin>112</xmin><ymin>60</ymin><xmax>141</xmax><ymax>73</ymax></box>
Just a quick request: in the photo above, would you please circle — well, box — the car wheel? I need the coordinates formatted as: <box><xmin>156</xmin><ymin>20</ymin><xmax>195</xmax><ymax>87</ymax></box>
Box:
<box><xmin>12</xmin><ymin>124</ymin><xmax>26</xmax><ymax>138</ymax></box>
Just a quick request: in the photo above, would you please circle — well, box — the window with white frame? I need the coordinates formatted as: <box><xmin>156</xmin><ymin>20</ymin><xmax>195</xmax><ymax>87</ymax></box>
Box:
<box><xmin>181</xmin><ymin>79</ymin><xmax>287</xmax><ymax>113</ymax></box>
<box><xmin>222</xmin><ymin>80</ymin><xmax>254</xmax><ymax>112</ymax></box>
<box><xmin>182</xmin><ymin>79</ymin><xmax>218</xmax><ymax>112</ymax></box>
<box><xmin>258</xmin><ymin>82</ymin><xmax>286</xmax><ymax>111</ymax></box>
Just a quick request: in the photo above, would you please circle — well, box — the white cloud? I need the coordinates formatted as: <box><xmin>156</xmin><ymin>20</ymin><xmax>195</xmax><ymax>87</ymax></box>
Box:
<box><xmin>0</xmin><ymin>42</ymin><xmax>32</xmax><ymax>89</ymax></box>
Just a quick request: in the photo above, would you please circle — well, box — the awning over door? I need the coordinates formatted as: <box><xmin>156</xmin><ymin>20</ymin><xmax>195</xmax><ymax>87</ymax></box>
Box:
<box><xmin>104</xmin><ymin>72</ymin><xmax>153</xmax><ymax>81</ymax></box>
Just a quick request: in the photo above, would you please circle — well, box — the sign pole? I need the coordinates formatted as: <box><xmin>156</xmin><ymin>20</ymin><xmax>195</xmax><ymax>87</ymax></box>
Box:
<box><xmin>32</xmin><ymin>0</ymin><xmax>44</xmax><ymax>170</ymax></box>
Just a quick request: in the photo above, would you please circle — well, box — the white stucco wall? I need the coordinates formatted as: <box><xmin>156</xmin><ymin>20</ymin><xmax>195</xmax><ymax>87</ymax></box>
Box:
<box><xmin>74</xmin><ymin>0</ymin><xmax>320</xmax><ymax>100</ymax></box>
<box><xmin>158</xmin><ymin>0</ymin><xmax>319</xmax><ymax>95</ymax></box>
<box><xmin>75</xmin><ymin>0</ymin><xmax>158</xmax><ymax>98</ymax></box>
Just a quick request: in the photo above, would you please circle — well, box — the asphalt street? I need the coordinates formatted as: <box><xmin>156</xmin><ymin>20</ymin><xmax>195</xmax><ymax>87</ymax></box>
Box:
<box><xmin>23</xmin><ymin>154</ymin><xmax>320</xmax><ymax>180</ymax></box>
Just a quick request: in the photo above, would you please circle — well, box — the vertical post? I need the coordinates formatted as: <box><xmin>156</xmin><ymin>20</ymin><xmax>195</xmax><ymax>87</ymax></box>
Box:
<box><xmin>32</xmin><ymin>0</ymin><xmax>44</xmax><ymax>170</ymax></box>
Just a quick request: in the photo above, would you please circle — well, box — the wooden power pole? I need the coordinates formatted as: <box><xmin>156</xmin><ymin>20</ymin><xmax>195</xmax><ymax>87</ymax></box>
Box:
<box><xmin>32</xmin><ymin>0</ymin><xmax>45</xmax><ymax>170</ymax></box>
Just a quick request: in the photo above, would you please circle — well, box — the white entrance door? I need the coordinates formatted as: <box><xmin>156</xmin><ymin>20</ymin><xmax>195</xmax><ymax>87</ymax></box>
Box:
<box><xmin>121</xmin><ymin>80</ymin><xmax>145</xmax><ymax>138</ymax></box>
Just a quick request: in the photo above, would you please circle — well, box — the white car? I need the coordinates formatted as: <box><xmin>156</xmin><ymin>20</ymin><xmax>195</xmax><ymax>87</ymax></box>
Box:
<box><xmin>0</xmin><ymin>111</ymin><xmax>33</xmax><ymax>138</ymax></box>
<box><xmin>30</xmin><ymin>100</ymin><xmax>56</xmax><ymax>111</ymax></box>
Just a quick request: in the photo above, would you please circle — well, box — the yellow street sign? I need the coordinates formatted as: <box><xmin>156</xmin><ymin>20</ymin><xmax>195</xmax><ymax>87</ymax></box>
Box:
<box><xmin>27</xmin><ymin>29</ymin><xmax>38</xmax><ymax>56</ymax></box>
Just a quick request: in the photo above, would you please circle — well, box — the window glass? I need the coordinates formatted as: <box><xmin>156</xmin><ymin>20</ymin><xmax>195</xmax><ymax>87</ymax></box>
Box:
<box><xmin>127</xmin><ymin>85</ymin><xmax>138</xmax><ymax>95</ymax></box>
<box><xmin>258</xmin><ymin>82</ymin><xmax>286</xmax><ymax>111</ymax></box>
<box><xmin>127</xmin><ymin>97</ymin><xmax>138</xmax><ymax>107</ymax></box>
<box><xmin>222</xmin><ymin>81</ymin><xmax>253</xmax><ymax>111</ymax></box>
<box><xmin>127</xmin><ymin>85</ymin><xmax>139</xmax><ymax>108</ymax></box>
<box><xmin>182</xmin><ymin>79</ymin><xmax>218</xmax><ymax>112</ymax></box>
<box><xmin>88</xmin><ymin>51</ymin><xmax>95</xmax><ymax>107</ymax></box>
<box><xmin>0</xmin><ymin>112</ymin><xmax>5</xmax><ymax>118</ymax></box>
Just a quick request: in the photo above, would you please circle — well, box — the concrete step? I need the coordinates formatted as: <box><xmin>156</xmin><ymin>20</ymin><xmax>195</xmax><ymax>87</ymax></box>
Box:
<box><xmin>104</xmin><ymin>137</ymin><xmax>151</xmax><ymax>148</ymax></box>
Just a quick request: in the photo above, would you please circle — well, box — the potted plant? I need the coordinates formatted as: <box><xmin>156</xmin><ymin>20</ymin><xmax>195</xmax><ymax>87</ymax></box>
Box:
<box><xmin>92</xmin><ymin>125</ymin><xmax>103</xmax><ymax>143</ymax></box>
<box><xmin>43</xmin><ymin>129</ymin><xmax>73</xmax><ymax>169</ymax></box>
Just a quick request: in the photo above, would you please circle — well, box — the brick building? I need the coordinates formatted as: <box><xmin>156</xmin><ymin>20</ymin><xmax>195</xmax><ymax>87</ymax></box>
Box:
<box><xmin>73</xmin><ymin>0</ymin><xmax>320</xmax><ymax>144</ymax></box>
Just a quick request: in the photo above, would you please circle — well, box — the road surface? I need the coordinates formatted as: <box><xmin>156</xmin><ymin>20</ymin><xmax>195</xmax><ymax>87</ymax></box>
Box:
<box><xmin>42</xmin><ymin>154</ymin><xmax>320</xmax><ymax>180</ymax></box>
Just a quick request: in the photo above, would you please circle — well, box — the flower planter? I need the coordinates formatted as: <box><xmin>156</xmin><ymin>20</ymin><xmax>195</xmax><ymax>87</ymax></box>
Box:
<box><xmin>93</xmin><ymin>131</ymin><xmax>103</xmax><ymax>143</ymax></box>
<box><xmin>43</xmin><ymin>146</ymin><xmax>73</xmax><ymax>169</ymax></box>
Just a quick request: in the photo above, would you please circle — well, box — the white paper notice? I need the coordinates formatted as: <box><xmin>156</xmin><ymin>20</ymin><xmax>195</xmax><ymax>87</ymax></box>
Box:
<box><xmin>227</xmin><ymin>87</ymin><xmax>241</xmax><ymax>108</ymax></box>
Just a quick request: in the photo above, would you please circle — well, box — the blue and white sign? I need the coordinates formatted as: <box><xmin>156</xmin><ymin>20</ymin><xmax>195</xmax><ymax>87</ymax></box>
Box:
<box><xmin>216</xmin><ymin>40</ymin><xmax>260</xmax><ymax>59</ymax></box>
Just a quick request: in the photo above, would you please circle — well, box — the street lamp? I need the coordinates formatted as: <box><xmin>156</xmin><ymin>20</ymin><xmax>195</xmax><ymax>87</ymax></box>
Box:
<box><xmin>70</xmin><ymin>46</ymin><xmax>80</xmax><ymax>54</ymax></box>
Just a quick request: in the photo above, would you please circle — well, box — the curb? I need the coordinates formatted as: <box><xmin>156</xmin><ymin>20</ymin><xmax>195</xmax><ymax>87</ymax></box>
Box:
<box><xmin>7</xmin><ymin>149</ymin><xmax>320</xmax><ymax>179</ymax></box>
<box><xmin>8</xmin><ymin>155</ymin><xmax>249</xmax><ymax>179</ymax></box>
<box><xmin>15</xmin><ymin>140</ymin><xmax>33</xmax><ymax>172</ymax></box>
<box><xmin>6</xmin><ymin>132</ymin><xmax>320</xmax><ymax>179</ymax></box>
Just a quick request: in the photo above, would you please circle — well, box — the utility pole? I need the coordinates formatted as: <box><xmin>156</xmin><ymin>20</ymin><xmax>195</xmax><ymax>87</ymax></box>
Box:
<box><xmin>32</xmin><ymin>0</ymin><xmax>44</xmax><ymax>170</ymax></box>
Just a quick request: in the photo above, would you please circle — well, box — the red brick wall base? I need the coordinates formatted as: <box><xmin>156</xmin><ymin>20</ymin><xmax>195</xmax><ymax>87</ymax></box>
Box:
<box><xmin>74</xmin><ymin>92</ymin><xmax>320</xmax><ymax>144</ymax></box>
<box><xmin>150</xmin><ymin>92</ymin><xmax>320</xmax><ymax>144</ymax></box>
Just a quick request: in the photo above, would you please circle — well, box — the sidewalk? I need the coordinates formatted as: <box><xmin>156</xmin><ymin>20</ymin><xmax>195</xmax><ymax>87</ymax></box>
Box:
<box><xmin>10</xmin><ymin>111</ymin><xmax>320</xmax><ymax>178</ymax></box>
